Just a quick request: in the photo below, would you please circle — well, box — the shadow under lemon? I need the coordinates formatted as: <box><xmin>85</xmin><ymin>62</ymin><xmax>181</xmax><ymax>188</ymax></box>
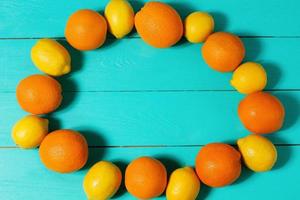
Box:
<box><xmin>111</xmin><ymin>160</ymin><xmax>128</xmax><ymax>199</ymax></box>
<box><xmin>263</xmin><ymin>62</ymin><xmax>282</xmax><ymax>89</ymax></box>
<box><xmin>59</xmin><ymin>39</ymin><xmax>85</xmax><ymax>73</ymax></box>
<box><xmin>55</xmin><ymin>39</ymin><xmax>84</xmax><ymax>112</ymax></box>
<box><xmin>265</xmin><ymin>135</ymin><xmax>292</xmax><ymax>170</ymax></box>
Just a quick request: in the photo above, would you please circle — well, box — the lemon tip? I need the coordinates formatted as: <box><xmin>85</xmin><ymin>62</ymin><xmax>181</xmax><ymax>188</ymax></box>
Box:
<box><xmin>62</xmin><ymin>64</ymin><xmax>71</xmax><ymax>74</ymax></box>
<box><xmin>230</xmin><ymin>78</ymin><xmax>236</xmax><ymax>87</ymax></box>
<box><xmin>237</xmin><ymin>138</ymin><xmax>244</xmax><ymax>147</ymax></box>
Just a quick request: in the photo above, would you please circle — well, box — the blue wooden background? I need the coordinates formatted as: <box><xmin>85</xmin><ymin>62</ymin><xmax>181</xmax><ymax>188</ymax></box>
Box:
<box><xmin>0</xmin><ymin>0</ymin><xmax>299</xmax><ymax>199</ymax></box>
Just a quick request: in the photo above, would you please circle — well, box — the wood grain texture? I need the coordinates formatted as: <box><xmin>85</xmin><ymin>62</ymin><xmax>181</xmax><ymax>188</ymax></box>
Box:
<box><xmin>0</xmin><ymin>38</ymin><xmax>299</xmax><ymax>92</ymax></box>
<box><xmin>0</xmin><ymin>0</ymin><xmax>299</xmax><ymax>38</ymax></box>
<box><xmin>0</xmin><ymin>146</ymin><xmax>297</xmax><ymax>200</ymax></box>
<box><xmin>1</xmin><ymin>91</ymin><xmax>299</xmax><ymax>146</ymax></box>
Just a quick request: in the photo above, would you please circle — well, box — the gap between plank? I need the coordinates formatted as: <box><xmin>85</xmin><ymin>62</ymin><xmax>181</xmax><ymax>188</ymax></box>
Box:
<box><xmin>0</xmin><ymin>89</ymin><xmax>300</xmax><ymax>93</ymax></box>
<box><xmin>1</xmin><ymin>36</ymin><xmax>300</xmax><ymax>40</ymax></box>
<box><xmin>0</xmin><ymin>143</ymin><xmax>299</xmax><ymax>149</ymax></box>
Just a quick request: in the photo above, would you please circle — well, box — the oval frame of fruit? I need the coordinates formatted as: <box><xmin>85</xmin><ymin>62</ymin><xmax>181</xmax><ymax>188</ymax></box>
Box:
<box><xmin>12</xmin><ymin>0</ymin><xmax>285</xmax><ymax>199</ymax></box>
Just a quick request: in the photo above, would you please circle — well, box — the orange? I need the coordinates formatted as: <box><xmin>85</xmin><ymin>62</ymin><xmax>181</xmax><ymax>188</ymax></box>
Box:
<box><xmin>125</xmin><ymin>156</ymin><xmax>167</xmax><ymax>199</ymax></box>
<box><xmin>65</xmin><ymin>9</ymin><xmax>107</xmax><ymax>51</ymax></box>
<box><xmin>39</xmin><ymin>129</ymin><xmax>88</xmax><ymax>173</ymax></box>
<box><xmin>202</xmin><ymin>32</ymin><xmax>245</xmax><ymax>72</ymax></box>
<box><xmin>16</xmin><ymin>74</ymin><xmax>62</xmax><ymax>114</ymax></box>
<box><xmin>238</xmin><ymin>92</ymin><xmax>285</xmax><ymax>134</ymax></box>
<box><xmin>195</xmin><ymin>143</ymin><xmax>241</xmax><ymax>187</ymax></box>
<box><xmin>135</xmin><ymin>2</ymin><xmax>183</xmax><ymax>48</ymax></box>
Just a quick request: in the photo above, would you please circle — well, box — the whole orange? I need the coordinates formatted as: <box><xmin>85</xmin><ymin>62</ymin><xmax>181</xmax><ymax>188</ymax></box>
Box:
<box><xmin>125</xmin><ymin>156</ymin><xmax>167</xmax><ymax>199</ymax></box>
<box><xmin>135</xmin><ymin>2</ymin><xmax>183</xmax><ymax>48</ymax></box>
<box><xmin>39</xmin><ymin>129</ymin><xmax>88</xmax><ymax>173</ymax></box>
<box><xmin>195</xmin><ymin>143</ymin><xmax>241</xmax><ymax>187</ymax></box>
<box><xmin>65</xmin><ymin>9</ymin><xmax>107</xmax><ymax>51</ymax></box>
<box><xmin>238</xmin><ymin>92</ymin><xmax>285</xmax><ymax>134</ymax></box>
<box><xmin>16</xmin><ymin>74</ymin><xmax>62</xmax><ymax>114</ymax></box>
<box><xmin>202</xmin><ymin>32</ymin><xmax>245</xmax><ymax>72</ymax></box>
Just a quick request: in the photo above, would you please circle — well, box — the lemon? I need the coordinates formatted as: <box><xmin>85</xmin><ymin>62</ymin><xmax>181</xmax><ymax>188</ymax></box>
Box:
<box><xmin>237</xmin><ymin>134</ymin><xmax>277</xmax><ymax>172</ymax></box>
<box><xmin>231</xmin><ymin>62</ymin><xmax>267</xmax><ymax>94</ymax></box>
<box><xmin>184</xmin><ymin>12</ymin><xmax>214</xmax><ymax>43</ymax></box>
<box><xmin>166</xmin><ymin>167</ymin><xmax>200</xmax><ymax>200</ymax></box>
<box><xmin>105</xmin><ymin>0</ymin><xmax>134</xmax><ymax>39</ymax></box>
<box><xmin>12</xmin><ymin>115</ymin><xmax>48</xmax><ymax>149</ymax></box>
<box><xmin>83</xmin><ymin>161</ymin><xmax>122</xmax><ymax>200</ymax></box>
<box><xmin>31</xmin><ymin>39</ymin><xmax>71</xmax><ymax>76</ymax></box>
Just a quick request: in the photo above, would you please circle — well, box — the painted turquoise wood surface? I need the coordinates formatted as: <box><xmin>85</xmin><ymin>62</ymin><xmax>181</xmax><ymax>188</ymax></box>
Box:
<box><xmin>1</xmin><ymin>38</ymin><xmax>300</xmax><ymax>91</ymax></box>
<box><xmin>0</xmin><ymin>146</ymin><xmax>297</xmax><ymax>200</ymax></box>
<box><xmin>0</xmin><ymin>0</ymin><xmax>299</xmax><ymax>199</ymax></box>
<box><xmin>0</xmin><ymin>0</ymin><xmax>299</xmax><ymax>37</ymax></box>
<box><xmin>0</xmin><ymin>91</ymin><xmax>299</xmax><ymax>146</ymax></box>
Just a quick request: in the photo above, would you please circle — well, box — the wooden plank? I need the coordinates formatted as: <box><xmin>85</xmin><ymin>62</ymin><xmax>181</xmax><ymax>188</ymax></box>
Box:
<box><xmin>0</xmin><ymin>0</ymin><xmax>299</xmax><ymax>38</ymax></box>
<box><xmin>0</xmin><ymin>38</ymin><xmax>299</xmax><ymax>92</ymax></box>
<box><xmin>1</xmin><ymin>91</ymin><xmax>299</xmax><ymax>146</ymax></box>
<box><xmin>0</xmin><ymin>146</ymin><xmax>297</xmax><ymax>200</ymax></box>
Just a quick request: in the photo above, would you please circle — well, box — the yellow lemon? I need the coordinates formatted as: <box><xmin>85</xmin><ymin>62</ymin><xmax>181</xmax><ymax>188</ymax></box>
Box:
<box><xmin>166</xmin><ymin>167</ymin><xmax>200</xmax><ymax>200</ymax></box>
<box><xmin>83</xmin><ymin>161</ymin><xmax>122</xmax><ymax>200</ymax></box>
<box><xmin>237</xmin><ymin>134</ymin><xmax>277</xmax><ymax>172</ymax></box>
<box><xmin>184</xmin><ymin>12</ymin><xmax>214</xmax><ymax>43</ymax></box>
<box><xmin>105</xmin><ymin>0</ymin><xmax>134</xmax><ymax>39</ymax></box>
<box><xmin>231</xmin><ymin>62</ymin><xmax>267</xmax><ymax>94</ymax></box>
<box><xmin>12</xmin><ymin>115</ymin><xmax>48</xmax><ymax>149</ymax></box>
<box><xmin>31</xmin><ymin>39</ymin><xmax>71</xmax><ymax>76</ymax></box>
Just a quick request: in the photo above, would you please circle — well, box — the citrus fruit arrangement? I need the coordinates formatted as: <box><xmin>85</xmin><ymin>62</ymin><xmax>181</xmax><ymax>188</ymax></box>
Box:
<box><xmin>12</xmin><ymin>0</ymin><xmax>286</xmax><ymax>199</ymax></box>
